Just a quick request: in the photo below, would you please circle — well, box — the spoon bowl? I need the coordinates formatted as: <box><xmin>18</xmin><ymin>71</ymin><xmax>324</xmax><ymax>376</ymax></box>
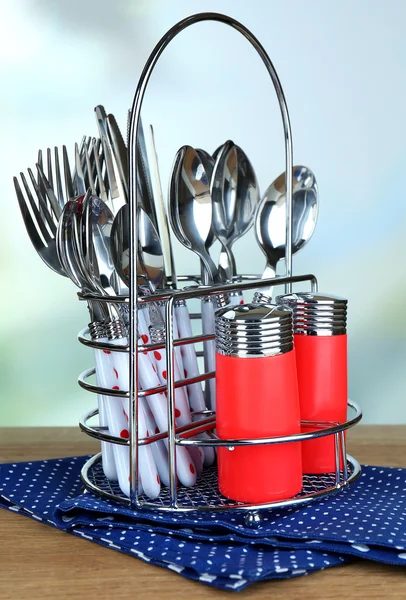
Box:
<box><xmin>110</xmin><ymin>203</ymin><xmax>164</xmax><ymax>291</ymax></box>
<box><xmin>255</xmin><ymin>165</ymin><xmax>318</xmax><ymax>280</ymax></box>
<box><xmin>169</xmin><ymin>145</ymin><xmax>219</xmax><ymax>284</ymax></box>
<box><xmin>211</xmin><ymin>140</ymin><xmax>259</xmax><ymax>281</ymax></box>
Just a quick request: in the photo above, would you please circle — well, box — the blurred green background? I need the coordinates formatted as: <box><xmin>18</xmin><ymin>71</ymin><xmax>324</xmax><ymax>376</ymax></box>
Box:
<box><xmin>1</xmin><ymin>0</ymin><xmax>406</xmax><ymax>426</ymax></box>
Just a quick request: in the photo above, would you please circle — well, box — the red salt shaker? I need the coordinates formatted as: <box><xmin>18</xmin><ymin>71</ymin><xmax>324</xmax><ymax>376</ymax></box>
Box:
<box><xmin>215</xmin><ymin>303</ymin><xmax>303</xmax><ymax>503</ymax></box>
<box><xmin>277</xmin><ymin>292</ymin><xmax>348</xmax><ymax>474</ymax></box>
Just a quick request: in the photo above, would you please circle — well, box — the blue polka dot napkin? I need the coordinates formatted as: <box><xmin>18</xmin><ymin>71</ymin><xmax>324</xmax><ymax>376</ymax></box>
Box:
<box><xmin>1</xmin><ymin>457</ymin><xmax>406</xmax><ymax>590</ymax></box>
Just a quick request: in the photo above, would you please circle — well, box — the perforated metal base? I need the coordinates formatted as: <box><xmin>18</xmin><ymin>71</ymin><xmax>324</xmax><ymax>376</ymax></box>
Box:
<box><xmin>81</xmin><ymin>453</ymin><xmax>361</xmax><ymax>513</ymax></box>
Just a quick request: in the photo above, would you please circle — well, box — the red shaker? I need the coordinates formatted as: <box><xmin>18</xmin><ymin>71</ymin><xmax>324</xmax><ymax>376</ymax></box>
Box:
<box><xmin>277</xmin><ymin>293</ymin><xmax>348</xmax><ymax>474</ymax></box>
<box><xmin>215</xmin><ymin>303</ymin><xmax>303</xmax><ymax>503</ymax></box>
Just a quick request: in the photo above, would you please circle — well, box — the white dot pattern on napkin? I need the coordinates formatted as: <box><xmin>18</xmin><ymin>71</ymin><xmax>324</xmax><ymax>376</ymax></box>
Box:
<box><xmin>2</xmin><ymin>457</ymin><xmax>406</xmax><ymax>588</ymax></box>
<box><xmin>62</xmin><ymin>463</ymin><xmax>406</xmax><ymax>552</ymax></box>
<box><xmin>0</xmin><ymin>456</ymin><xmax>351</xmax><ymax>589</ymax></box>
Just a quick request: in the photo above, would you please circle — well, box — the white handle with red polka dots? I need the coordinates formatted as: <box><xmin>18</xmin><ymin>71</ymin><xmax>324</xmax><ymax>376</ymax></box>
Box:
<box><xmin>157</xmin><ymin>302</ymin><xmax>210</xmax><ymax>467</ymax></box>
<box><xmin>174</xmin><ymin>303</ymin><xmax>216</xmax><ymax>466</ymax></box>
<box><xmin>93</xmin><ymin>342</ymin><xmax>118</xmax><ymax>482</ymax></box>
<box><xmin>108</xmin><ymin>337</ymin><xmax>161</xmax><ymax>499</ymax></box>
<box><xmin>137</xmin><ymin>346</ymin><xmax>197</xmax><ymax>487</ymax></box>
<box><xmin>142</xmin><ymin>301</ymin><xmax>203</xmax><ymax>472</ymax></box>
<box><xmin>138</xmin><ymin>306</ymin><xmax>151</xmax><ymax>345</ymax></box>
<box><xmin>94</xmin><ymin>347</ymin><xmax>139</xmax><ymax>497</ymax></box>
<box><xmin>151</xmin><ymin>333</ymin><xmax>204</xmax><ymax>475</ymax></box>
<box><xmin>162</xmin><ymin>306</ymin><xmax>186</xmax><ymax>387</ymax></box>
<box><xmin>136</xmin><ymin>307</ymin><xmax>175</xmax><ymax>484</ymax></box>
<box><xmin>140</xmin><ymin>392</ymin><xmax>170</xmax><ymax>487</ymax></box>
<box><xmin>172</xmin><ymin>304</ymin><xmax>205</xmax><ymax>412</ymax></box>
<box><xmin>158</xmin><ymin>304</ymin><xmax>207</xmax><ymax>461</ymax></box>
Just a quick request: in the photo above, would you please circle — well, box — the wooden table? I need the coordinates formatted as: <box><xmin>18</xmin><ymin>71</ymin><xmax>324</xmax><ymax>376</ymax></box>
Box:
<box><xmin>0</xmin><ymin>426</ymin><xmax>405</xmax><ymax>599</ymax></box>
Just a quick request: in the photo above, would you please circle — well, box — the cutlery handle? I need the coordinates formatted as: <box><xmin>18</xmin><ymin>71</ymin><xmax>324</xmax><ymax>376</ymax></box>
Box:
<box><xmin>150</xmin><ymin>330</ymin><xmax>204</xmax><ymax>474</ymax></box>
<box><xmin>93</xmin><ymin>345</ymin><xmax>118</xmax><ymax>482</ymax></box>
<box><xmin>141</xmin><ymin>400</ymin><xmax>171</xmax><ymax>487</ymax></box>
<box><xmin>174</xmin><ymin>303</ymin><xmax>205</xmax><ymax>412</ymax></box>
<box><xmin>140</xmin><ymin>304</ymin><xmax>201</xmax><ymax>477</ymax></box>
<box><xmin>157</xmin><ymin>304</ymin><xmax>187</xmax><ymax>398</ymax></box>
<box><xmin>161</xmin><ymin>302</ymin><xmax>213</xmax><ymax>467</ymax></box>
<box><xmin>260</xmin><ymin>263</ymin><xmax>277</xmax><ymax>298</ymax></box>
<box><xmin>94</xmin><ymin>347</ymin><xmax>138</xmax><ymax>497</ymax></box>
<box><xmin>108</xmin><ymin>337</ymin><xmax>161</xmax><ymax>500</ymax></box>
<box><xmin>200</xmin><ymin>252</ymin><xmax>220</xmax><ymax>286</ymax></box>
<box><xmin>148</xmin><ymin>124</ymin><xmax>177</xmax><ymax>288</ymax></box>
<box><xmin>137</xmin><ymin>347</ymin><xmax>197</xmax><ymax>487</ymax></box>
<box><xmin>171</xmin><ymin>311</ymin><xmax>187</xmax><ymax>396</ymax></box>
<box><xmin>201</xmin><ymin>298</ymin><xmax>216</xmax><ymax>410</ymax></box>
<box><xmin>137</xmin><ymin>306</ymin><xmax>153</xmax><ymax>358</ymax></box>
<box><xmin>218</xmin><ymin>245</ymin><xmax>236</xmax><ymax>282</ymax></box>
<box><xmin>174</xmin><ymin>302</ymin><xmax>216</xmax><ymax>466</ymax></box>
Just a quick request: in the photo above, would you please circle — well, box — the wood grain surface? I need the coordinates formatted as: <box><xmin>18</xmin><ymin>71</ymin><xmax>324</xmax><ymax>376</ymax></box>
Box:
<box><xmin>0</xmin><ymin>426</ymin><xmax>405</xmax><ymax>599</ymax></box>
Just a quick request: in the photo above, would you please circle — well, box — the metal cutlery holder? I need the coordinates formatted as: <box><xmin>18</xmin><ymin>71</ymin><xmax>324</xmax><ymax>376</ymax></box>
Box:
<box><xmin>77</xmin><ymin>13</ymin><xmax>362</xmax><ymax>519</ymax></box>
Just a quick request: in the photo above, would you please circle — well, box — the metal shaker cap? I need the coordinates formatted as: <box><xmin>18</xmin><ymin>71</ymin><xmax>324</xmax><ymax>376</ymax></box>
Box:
<box><xmin>215</xmin><ymin>303</ymin><xmax>294</xmax><ymax>357</ymax></box>
<box><xmin>277</xmin><ymin>292</ymin><xmax>347</xmax><ymax>306</ymax></box>
<box><xmin>276</xmin><ymin>292</ymin><xmax>347</xmax><ymax>336</ymax></box>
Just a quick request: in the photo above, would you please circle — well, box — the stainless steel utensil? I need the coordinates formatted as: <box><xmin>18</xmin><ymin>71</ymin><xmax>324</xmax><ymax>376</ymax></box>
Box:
<box><xmin>14</xmin><ymin>162</ymin><xmax>119</xmax><ymax>483</ymax></box>
<box><xmin>128</xmin><ymin>109</ymin><xmax>158</xmax><ymax>227</ymax></box>
<box><xmin>81</xmin><ymin>138</ymin><xmax>109</xmax><ymax>203</ymax></box>
<box><xmin>13</xmin><ymin>137</ymin><xmax>101</xmax><ymax>277</ymax></box>
<box><xmin>110</xmin><ymin>203</ymin><xmax>164</xmax><ymax>291</ymax></box>
<box><xmin>82</xmin><ymin>195</ymin><xmax>120</xmax><ymax>297</ymax></box>
<box><xmin>37</xmin><ymin>146</ymin><xmax>65</xmax><ymax>214</ymax></box>
<box><xmin>100</xmin><ymin>200</ymin><xmax>199</xmax><ymax>485</ymax></box>
<box><xmin>169</xmin><ymin>145</ymin><xmax>219</xmax><ymax>285</ymax></box>
<box><xmin>195</xmin><ymin>148</ymin><xmax>216</xmax><ymax>273</ymax></box>
<box><xmin>14</xmin><ymin>169</ymin><xmax>63</xmax><ymax>276</ymax></box>
<box><xmin>110</xmin><ymin>202</ymin><xmax>208</xmax><ymax>460</ymax></box>
<box><xmin>255</xmin><ymin>165</ymin><xmax>318</xmax><ymax>287</ymax></box>
<box><xmin>149</xmin><ymin>124</ymin><xmax>177</xmax><ymax>288</ymax></box>
<box><xmin>211</xmin><ymin>140</ymin><xmax>260</xmax><ymax>281</ymax></box>
<box><xmin>63</xmin><ymin>193</ymin><xmax>162</xmax><ymax>499</ymax></box>
<box><xmin>95</xmin><ymin>105</ymin><xmax>126</xmax><ymax>215</ymax></box>
<box><xmin>107</xmin><ymin>113</ymin><xmax>128</xmax><ymax>198</ymax></box>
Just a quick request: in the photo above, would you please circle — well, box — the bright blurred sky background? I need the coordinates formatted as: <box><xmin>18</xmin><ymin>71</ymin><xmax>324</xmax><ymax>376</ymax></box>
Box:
<box><xmin>1</xmin><ymin>0</ymin><xmax>406</xmax><ymax>425</ymax></box>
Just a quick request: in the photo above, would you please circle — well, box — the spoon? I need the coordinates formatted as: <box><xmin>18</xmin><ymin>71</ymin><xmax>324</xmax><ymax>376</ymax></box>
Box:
<box><xmin>149</xmin><ymin>124</ymin><xmax>177</xmax><ymax>289</ymax></box>
<box><xmin>84</xmin><ymin>195</ymin><xmax>199</xmax><ymax>487</ymax></box>
<box><xmin>58</xmin><ymin>194</ymin><xmax>144</xmax><ymax>494</ymax></box>
<box><xmin>109</xmin><ymin>203</ymin><xmax>181</xmax><ymax>484</ymax></box>
<box><xmin>255</xmin><ymin>165</ymin><xmax>318</xmax><ymax>290</ymax></box>
<box><xmin>169</xmin><ymin>146</ymin><xmax>225</xmax><ymax>408</ymax></box>
<box><xmin>211</xmin><ymin>140</ymin><xmax>260</xmax><ymax>282</ymax></box>
<box><xmin>110</xmin><ymin>203</ymin><xmax>164</xmax><ymax>291</ymax></box>
<box><xmin>169</xmin><ymin>145</ymin><xmax>219</xmax><ymax>285</ymax></box>
<box><xmin>76</xmin><ymin>194</ymin><xmax>163</xmax><ymax>499</ymax></box>
<box><xmin>81</xmin><ymin>195</ymin><xmax>122</xmax><ymax>298</ymax></box>
<box><xmin>111</xmin><ymin>204</ymin><xmax>212</xmax><ymax>468</ymax></box>
<box><xmin>195</xmin><ymin>148</ymin><xmax>216</xmax><ymax>246</ymax></box>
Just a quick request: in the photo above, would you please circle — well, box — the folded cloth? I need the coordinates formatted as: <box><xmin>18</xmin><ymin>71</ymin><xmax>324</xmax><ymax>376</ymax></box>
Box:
<box><xmin>2</xmin><ymin>458</ymin><xmax>406</xmax><ymax>588</ymax></box>
<box><xmin>0</xmin><ymin>456</ymin><xmax>350</xmax><ymax>590</ymax></box>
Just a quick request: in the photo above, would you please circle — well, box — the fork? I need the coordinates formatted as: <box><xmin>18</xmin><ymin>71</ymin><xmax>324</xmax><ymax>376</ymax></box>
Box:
<box><xmin>13</xmin><ymin>147</ymin><xmax>118</xmax><ymax>483</ymax></box>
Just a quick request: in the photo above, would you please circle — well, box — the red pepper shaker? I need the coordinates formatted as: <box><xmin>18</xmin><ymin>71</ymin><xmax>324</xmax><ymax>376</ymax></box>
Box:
<box><xmin>277</xmin><ymin>292</ymin><xmax>348</xmax><ymax>474</ymax></box>
<box><xmin>215</xmin><ymin>303</ymin><xmax>303</xmax><ymax>503</ymax></box>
